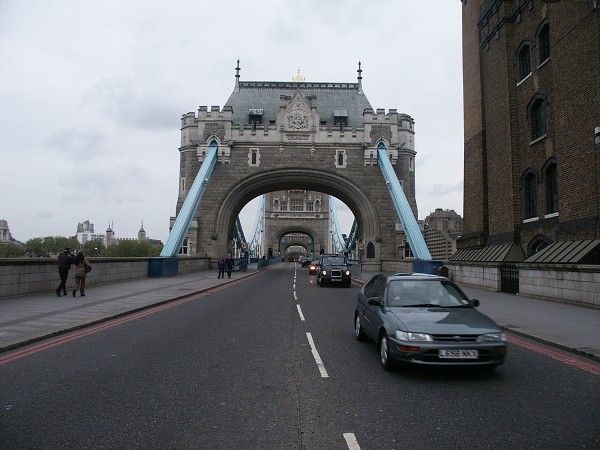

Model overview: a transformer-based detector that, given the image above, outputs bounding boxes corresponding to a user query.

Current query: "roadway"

[1,263,599,449]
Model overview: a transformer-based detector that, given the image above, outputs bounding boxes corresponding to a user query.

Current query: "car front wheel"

[380,333,393,370]
[354,315,368,342]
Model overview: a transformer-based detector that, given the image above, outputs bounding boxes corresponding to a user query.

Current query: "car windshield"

[386,280,471,307]
[322,256,346,265]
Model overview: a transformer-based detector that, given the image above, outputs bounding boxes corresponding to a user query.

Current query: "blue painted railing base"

[148,257,179,277]
[412,259,445,276]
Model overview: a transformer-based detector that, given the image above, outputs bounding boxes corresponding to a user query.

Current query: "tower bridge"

[157,62,438,275]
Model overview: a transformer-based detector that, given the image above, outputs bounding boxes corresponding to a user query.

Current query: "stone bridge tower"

[171,62,419,272]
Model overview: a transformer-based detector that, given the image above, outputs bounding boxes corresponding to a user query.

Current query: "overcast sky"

[0,0,464,244]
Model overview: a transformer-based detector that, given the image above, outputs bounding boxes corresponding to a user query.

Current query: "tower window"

[523,171,538,219]
[545,163,558,214]
[290,198,304,211]
[528,95,547,141]
[517,42,531,82]
[333,109,348,130]
[538,22,550,64]
[335,149,347,168]
[249,148,260,166]
[248,108,263,130]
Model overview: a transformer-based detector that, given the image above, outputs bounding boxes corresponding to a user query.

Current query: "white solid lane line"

[306,332,329,378]
[343,433,361,449]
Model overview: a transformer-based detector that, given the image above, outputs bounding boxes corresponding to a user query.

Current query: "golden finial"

[292,68,305,82]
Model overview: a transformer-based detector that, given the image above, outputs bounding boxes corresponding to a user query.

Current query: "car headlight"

[477,332,506,342]
[345,270,351,276]
[395,331,433,342]
[321,270,327,275]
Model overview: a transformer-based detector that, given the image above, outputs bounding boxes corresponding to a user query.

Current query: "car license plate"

[439,349,479,359]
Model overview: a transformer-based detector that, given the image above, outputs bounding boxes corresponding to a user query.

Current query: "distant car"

[354,273,507,370]
[317,253,352,287]
[308,259,320,275]
[299,256,311,267]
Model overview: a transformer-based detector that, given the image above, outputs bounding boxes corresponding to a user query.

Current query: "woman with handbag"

[72,251,92,297]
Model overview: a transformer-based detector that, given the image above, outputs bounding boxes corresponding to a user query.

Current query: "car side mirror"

[368,297,383,307]
[470,299,480,307]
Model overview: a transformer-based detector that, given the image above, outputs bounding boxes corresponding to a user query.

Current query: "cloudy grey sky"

[0,0,463,244]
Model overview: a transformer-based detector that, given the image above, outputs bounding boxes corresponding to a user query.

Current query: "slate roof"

[224,80,373,128]
[522,240,600,264]
[450,240,600,265]
[449,244,525,263]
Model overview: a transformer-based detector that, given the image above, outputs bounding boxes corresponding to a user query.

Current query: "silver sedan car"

[354,273,507,370]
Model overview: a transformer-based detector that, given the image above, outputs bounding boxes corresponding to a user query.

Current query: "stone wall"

[448,262,600,308]
[447,262,501,291]
[0,257,210,298]
[518,265,600,308]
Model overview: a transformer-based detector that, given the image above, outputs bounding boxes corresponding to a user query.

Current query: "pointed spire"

[235,59,240,91]
[357,61,363,93]
[138,221,147,240]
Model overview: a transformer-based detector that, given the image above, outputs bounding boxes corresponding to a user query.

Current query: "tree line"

[0,237,163,258]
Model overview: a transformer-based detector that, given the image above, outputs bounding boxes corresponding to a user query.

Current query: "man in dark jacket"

[225,253,235,279]
[55,248,74,296]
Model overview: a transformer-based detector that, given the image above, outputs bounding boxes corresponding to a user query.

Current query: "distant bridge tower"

[264,190,330,259]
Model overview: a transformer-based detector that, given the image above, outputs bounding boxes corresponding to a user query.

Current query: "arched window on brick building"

[522,169,538,220]
[516,41,531,83]
[542,158,558,215]
[537,21,551,65]
[528,94,548,142]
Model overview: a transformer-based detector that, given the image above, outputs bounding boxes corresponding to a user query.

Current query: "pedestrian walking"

[72,251,92,297]
[225,253,235,279]
[217,255,226,279]
[239,251,248,272]
[55,248,74,296]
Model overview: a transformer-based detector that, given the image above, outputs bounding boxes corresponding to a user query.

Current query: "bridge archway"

[215,168,380,258]
[275,225,318,259]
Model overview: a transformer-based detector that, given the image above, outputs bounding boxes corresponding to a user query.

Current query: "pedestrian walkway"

[1,264,599,363]
[0,265,261,353]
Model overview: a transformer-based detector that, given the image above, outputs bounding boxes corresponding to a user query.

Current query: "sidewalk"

[0,266,261,353]
[1,264,599,363]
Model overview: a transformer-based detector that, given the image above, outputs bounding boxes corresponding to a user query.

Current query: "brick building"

[459,0,600,260]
